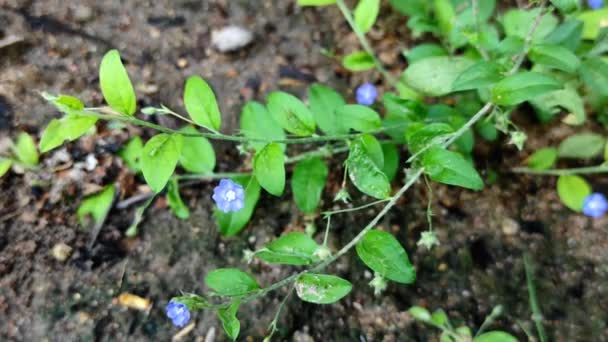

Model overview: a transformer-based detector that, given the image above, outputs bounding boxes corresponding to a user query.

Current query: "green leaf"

[433,0,455,35]
[205,268,260,297]
[576,8,608,40]
[558,133,605,159]
[356,229,416,283]
[544,19,583,52]
[409,306,432,321]
[527,148,558,170]
[402,56,474,96]
[184,76,222,131]
[292,158,328,213]
[335,105,382,133]
[308,84,345,134]
[359,134,384,169]
[179,126,216,173]
[77,185,115,227]
[530,85,585,125]
[240,101,285,151]
[354,0,380,33]
[266,92,316,136]
[452,61,503,91]
[473,331,518,342]
[491,72,561,106]
[172,294,212,310]
[13,132,38,167]
[422,147,483,190]
[550,0,580,14]
[295,274,352,304]
[404,43,447,64]
[215,176,261,236]
[342,51,375,71]
[0,158,13,178]
[381,143,400,182]
[256,232,320,265]
[253,143,285,196]
[141,133,183,193]
[297,0,336,5]
[167,178,190,219]
[502,9,558,42]
[218,301,240,341]
[388,0,429,16]
[579,57,608,98]
[118,136,143,172]
[431,309,449,326]
[99,49,136,115]
[529,44,580,73]
[347,139,391,199]
[406,123,454,154]
[557,175,591,211]
[39,113,97,153]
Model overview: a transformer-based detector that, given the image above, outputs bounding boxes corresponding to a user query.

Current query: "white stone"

[211,26,253,52]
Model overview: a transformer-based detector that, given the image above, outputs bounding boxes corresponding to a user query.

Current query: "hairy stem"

[508,0,547,74]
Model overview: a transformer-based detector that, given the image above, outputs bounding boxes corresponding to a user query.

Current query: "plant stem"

[442,102,494,147]
[471,0,489,60]
[322,198,390,216]
[508,0,547,74]
[335,0,398,87]
[512,164,608,176]
[524,253,547,342]
[176,172,250,181]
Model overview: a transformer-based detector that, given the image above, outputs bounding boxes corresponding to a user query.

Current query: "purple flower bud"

[582,193,608,218]
[166,301,190,327]
[588,0,604,9]
[356,83,377,106]
[212,179,245,213]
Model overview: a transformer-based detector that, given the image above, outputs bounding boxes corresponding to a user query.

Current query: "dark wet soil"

[1,1,607,341]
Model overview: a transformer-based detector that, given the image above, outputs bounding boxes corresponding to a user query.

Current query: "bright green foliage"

[295,274,352,304]
[0,158,11,178]
[530,86,585,125]
[354,0,380,33]
[433,0,455,36]
[527,148,558,170]
[356,230,416,283]
[218,301,240,341]
[99,49,136,115]
[381,143,400,181]
[402,56,474,96]
[406,122,453,154]
[557,175,591,211]
[422,147,483,190]
[255,232,319,265]
[342,51,375,71]
[409,306,432,321]
[13,132,39,167]
[179,126,216,174]
[119,136,143,172]
[452,61,504,92]
[359,134,384,169]
[184,76,222,131]
[558,133,605,159]
[491,72,561,106]
[167,179,190,219]
[529,44,580,73]
[39,113,97,153]
[335,105,382,133]
[77,185,115,227]
[205,268,260,297]
[473,331,518,342]
[502,9,558,42]
[214,176,261,236]
[240,101,285,151]
[253,143,285,196]
[292,158,328,213]
[308,84,345,134]
[347,138,391,199]
[577,8,608,39]
[141,133,183,193]
[405,44,447,64]
[266,92,316,136]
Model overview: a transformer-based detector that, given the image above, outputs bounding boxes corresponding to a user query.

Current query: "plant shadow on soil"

[1,0,607,341]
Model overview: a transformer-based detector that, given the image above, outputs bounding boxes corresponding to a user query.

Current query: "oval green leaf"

[356,229,416,283]
[99,49,136,115]
[354,0,380,33]
[526,148,557,170]
[218,301,240,341]
[253,142,285,196]
[342,51,375,71]
[557,175,591,212]
[529,43,581,73]
[39,113,98,153]
[473,331,518,342]
[308,84,345,134]
[0,158,12,178]
[335,105,382,133]
[184,76,222,131]
[240,101,285,151]
[292,157,328,213]
[205,268,260,297]
[402,56,474,96]
[13,132,38,167]
[491,72,562,106]
[256,232,320,265]
[452,61,503,91]
[558,133,605,159]
[347,139,391,199]
[141,133,183,193]
[295,274,352,304]
[266,92,316,136]
[179,126,216,173]
[422,147,483,190]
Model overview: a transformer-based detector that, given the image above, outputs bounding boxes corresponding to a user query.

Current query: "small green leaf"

[39,114,97,153]
[184,76,222,131]
[141,133,183,193]
[215,176,261,236]
[406,123,453,154]
[266,92,316,136]
[308,84,345,134]
[172,294,212,310]
[253,143,285,196]
[550,0,580,14]
[544,19,583,52]
[218,301,240,341]
[99,50,136,115]
[502,9,558,41]
[292,158,328,213]
[167,178,190,219]
[405,44,447,64]
[409,306,432,321]
[335,105,382,134]
[295,274,352,304]
[402,56,474,96]
[473,331,518,342]
[491,72,561,106]
[359,134,384,169]
[297,0,336,5]
[77,185,115,227]
[342,51,375,71]
[431,309,449,326]
[558,133,605,159]
[433,0,456,35]
[422,147,483,190]
[530,85,585,125]
[579,57,608,98]
[356,230,416,283]
[240,101,285,151]
[347,139,391,199]
[381,143,400,182]
[577,8,608,40]
[527,148,558,170]
[205,268,260,297]
[13,132,39,167]
[557,175,591,211]
[179,126,216,174]
[452,61,503,91]
[118,136,144,172]
[55,95,84,111]
[0,158,13,178]
[354,0,380,33]
[256,232,319,265]
[529,44,580,73]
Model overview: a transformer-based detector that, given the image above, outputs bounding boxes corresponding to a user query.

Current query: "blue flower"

[582,193,608,218]
[213,179,245,212]
[356,83,377,106]
[588,0,604,9]
[166,301,190,327]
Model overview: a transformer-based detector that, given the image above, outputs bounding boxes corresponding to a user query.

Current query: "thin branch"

[508,0,548,75]
[524,253,547,342]
[512,164,608,176]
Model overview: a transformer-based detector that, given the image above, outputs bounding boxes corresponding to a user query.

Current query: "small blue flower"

[166,301,190,327]
[213,179,245,212]
[582,193,608,218]
[588,0,604,9]
[356,83,377,106]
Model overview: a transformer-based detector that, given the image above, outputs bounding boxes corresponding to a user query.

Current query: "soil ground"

[1,1,607,341]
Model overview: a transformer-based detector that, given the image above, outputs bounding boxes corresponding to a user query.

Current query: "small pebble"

[501,218,520,235]
[211,26,253,52]
[51,242,72,262]
[73,5,93,22]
